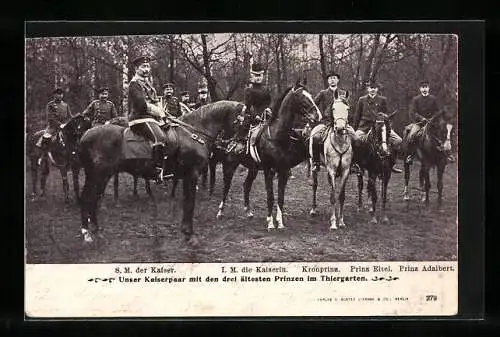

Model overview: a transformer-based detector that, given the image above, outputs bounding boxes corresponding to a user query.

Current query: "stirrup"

[405,154,414,165]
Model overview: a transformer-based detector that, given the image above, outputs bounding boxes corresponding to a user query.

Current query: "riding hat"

[198,86,208,94]
[250,62,265,75]
[326,71,341,80]
[162,82,175,89]
[366,80,380,88]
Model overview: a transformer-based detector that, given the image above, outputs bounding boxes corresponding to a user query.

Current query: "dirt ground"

[25,160,458,264]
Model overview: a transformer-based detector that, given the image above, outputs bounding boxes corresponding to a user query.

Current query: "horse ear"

[294,78,301,89]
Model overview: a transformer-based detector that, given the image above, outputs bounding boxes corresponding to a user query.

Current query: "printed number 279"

[426,295,438,301]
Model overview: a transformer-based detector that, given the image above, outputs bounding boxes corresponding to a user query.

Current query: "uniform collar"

[328,86,337,92]
[368,94,377,99]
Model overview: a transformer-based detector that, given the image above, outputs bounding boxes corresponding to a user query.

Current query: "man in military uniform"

[193,84,210,109]
[243,62,272,129]
[160,82,181,118]
[404,80,455,163]
[179,91,192,115]
[82,86,118,127]
[128,56,171,183]
[310,72,357,172]
[36,87,73,149]
[353,80,402,173]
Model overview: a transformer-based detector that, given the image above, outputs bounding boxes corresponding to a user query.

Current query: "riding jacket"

[353,94,389,133]
[314,87,350,124]
[409,94,439,123]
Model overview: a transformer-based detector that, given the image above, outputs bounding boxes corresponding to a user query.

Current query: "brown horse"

[214,81,322,229]
[353,111,397,224]
[77,100,246,245]
[27,114,92,203]
[403,111,455,205]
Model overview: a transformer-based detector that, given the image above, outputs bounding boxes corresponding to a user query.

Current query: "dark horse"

[353,111,397,224]
[27,114,92,202]
[403,111,455,205]
[77,100,246,244]
[214,80,322,229]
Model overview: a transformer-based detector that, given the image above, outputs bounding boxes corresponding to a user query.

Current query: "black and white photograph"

[24,22,469,317]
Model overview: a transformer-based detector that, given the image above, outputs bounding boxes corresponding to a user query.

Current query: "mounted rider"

[127,55,171,184]
[179,90,193,115]
[403,79,456,164]
[310,71,358,172]
[160,82,182,118]
[243,61,272,130]
[352,80,402,173]
[193,82,210,109]
[82,86,118,127]
[35,87,73,150]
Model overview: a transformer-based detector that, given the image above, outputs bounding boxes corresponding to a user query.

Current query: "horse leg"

[72,167,80,203]
[367,172,378,224]
[201,163,208,189]
[80,170,107,243]
[132,174,139,198]
[403,160,411,201]
[326,165,338,230]
[436,162,446,206]
[216,160,237,219]
[337,162,350,228]
[357,170,364,212]
[381,172,391,224]
[423,165,431,205]
[276,169,290,229]
[170,178,178,198]
[30,157,38,200]
[181,170,199,246]
[113,173,119,202]
[263,168,275,230]
[419,164,426,203]
[309,169,319,217]
[144,177,153,200]
[40,158,49,197]
[243,167,258,218]
[208,156,217,195]
[60,167,70,203]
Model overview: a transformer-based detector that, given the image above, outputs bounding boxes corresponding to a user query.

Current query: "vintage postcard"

[25,22,463,318]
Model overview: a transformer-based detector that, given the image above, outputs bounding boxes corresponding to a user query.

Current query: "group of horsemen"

[36,55,456,184]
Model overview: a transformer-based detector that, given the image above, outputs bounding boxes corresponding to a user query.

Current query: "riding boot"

[311,141,321,172]
[152,144,166,184]
[391,147,403,173]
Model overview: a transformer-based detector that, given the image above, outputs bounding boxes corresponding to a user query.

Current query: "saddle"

[121,126,179,160]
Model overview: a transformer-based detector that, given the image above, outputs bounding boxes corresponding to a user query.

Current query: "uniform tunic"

[409,94,440,122]
[82,99,117,126]
[243,84,272,125]
[46,99,72,130]
[161,96,181,118]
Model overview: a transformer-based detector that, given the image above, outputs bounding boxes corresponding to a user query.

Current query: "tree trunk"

[201,34,221,101]
[168,35,175,82]
[319,34,327,88]
[275,35,282,93]
[361,34,380,90]
[279,35,287,87]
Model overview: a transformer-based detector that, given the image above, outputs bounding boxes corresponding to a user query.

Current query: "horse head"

[287,81,322,125]
[371,110,397,157]
[61,114,92,159]
[427,108,455,152]
[332,99,350,135]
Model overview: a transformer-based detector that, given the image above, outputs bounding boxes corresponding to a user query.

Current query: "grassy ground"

[25,160,458,263]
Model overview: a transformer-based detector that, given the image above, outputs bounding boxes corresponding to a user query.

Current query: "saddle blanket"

[122,128,153,160]
[246,124,264,164]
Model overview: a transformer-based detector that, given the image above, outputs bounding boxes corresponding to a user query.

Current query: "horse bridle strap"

[164,115,215,142]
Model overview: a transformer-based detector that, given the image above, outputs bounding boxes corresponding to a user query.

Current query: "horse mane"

[268,86,294,123]
[180,100,236,126]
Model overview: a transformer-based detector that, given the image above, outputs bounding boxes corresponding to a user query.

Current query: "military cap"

[326,71,341,80]
[180,91,189,96]
[52,87,64,95]
[250,62,266,74]
[97,86,110,94]
[198,86,208,94]
[131,55,151,68]
[419,79,430,87]
[162,82,175,89]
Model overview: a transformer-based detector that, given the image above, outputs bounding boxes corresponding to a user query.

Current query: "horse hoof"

[309,209,317,217]
[382,216,390,224]
[246,211,254,218]
[370,217,378,225]
[216,211,223,220]
[338,221,346,228]
[277,224,285,230]
[188,236,200,247]
[329,225,338,230]
[83,233,94,243]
